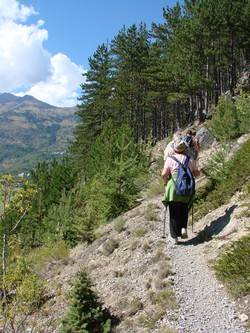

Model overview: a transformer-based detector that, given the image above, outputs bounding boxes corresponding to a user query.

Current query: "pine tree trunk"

[175,102,181,129]
[230,32,236,94]
[205,59,209,116]
[2,233,7,301]
[197,92,204,122]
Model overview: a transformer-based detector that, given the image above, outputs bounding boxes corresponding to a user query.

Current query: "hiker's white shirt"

[162,153,198,179]
[164,140,175,161]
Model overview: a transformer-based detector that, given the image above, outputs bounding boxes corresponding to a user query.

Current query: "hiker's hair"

[186,129,196,136]
[173,130,182,140]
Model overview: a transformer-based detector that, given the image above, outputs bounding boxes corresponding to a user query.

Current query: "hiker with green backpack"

[161,138,200,244]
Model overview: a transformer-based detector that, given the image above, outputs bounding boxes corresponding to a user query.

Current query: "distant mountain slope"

[0,93,77,174]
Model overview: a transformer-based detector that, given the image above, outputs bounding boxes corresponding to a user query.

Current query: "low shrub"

[207,93,250,142]
[137,308,166,329]
[151,250,164,264]
[1,258,46,330]
[61,271,117,333]
[194,139,250,221]
[214,233,250,297]
[27,241,69,272]
[118,297,143,317]
[134,227,147,237]
[236,92,250,134]
[207,96,239,141]
[113,218,127,233]
[149,289,176,309]
[102,238,119,256]
[158,265,173,279]
[144,203,159,221]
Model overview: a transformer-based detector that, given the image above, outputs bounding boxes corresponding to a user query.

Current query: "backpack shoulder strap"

[170,155,187,169]
[184,156,190,168]
[170,155,181,165]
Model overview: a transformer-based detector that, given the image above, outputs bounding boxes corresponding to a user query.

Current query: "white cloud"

[0,19,51,91]
[0,0,84,107]
[19,53,84,107]
[0,0,37,22]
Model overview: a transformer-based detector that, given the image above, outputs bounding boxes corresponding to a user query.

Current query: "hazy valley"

[0,93,76,174]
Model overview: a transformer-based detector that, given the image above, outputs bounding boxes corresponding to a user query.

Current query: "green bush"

[214,234,250,297]
[1,258,46,321]
[72,177,114,243]
[42,190,76,245]
[207,96,240,141]
[27,241,69,272]
[61,271,116,333]
[208,93,250,142]
[195,139,250,220]
[236,92,250,134]
[202,146,228,184]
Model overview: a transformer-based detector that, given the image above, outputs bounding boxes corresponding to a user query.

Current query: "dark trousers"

[169,202,189,238]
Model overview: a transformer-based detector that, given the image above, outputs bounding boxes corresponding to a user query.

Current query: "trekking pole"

[192,204,194,233]
[162,207,167,238]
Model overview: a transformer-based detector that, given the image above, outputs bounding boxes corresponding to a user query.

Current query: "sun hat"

[173,138,187,153]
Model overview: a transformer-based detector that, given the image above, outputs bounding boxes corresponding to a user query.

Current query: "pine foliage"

[207,96,240,141]
[61,271,114,333]
[208,93,250,142]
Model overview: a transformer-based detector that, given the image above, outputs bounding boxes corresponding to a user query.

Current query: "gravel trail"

[162,209,247,333]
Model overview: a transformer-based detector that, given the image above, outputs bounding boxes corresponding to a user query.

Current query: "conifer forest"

[0,0,250,330]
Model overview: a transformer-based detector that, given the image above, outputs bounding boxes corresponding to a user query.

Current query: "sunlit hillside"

[0,93,76,174]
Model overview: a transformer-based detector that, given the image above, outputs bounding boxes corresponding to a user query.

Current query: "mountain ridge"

[0,93,77,174]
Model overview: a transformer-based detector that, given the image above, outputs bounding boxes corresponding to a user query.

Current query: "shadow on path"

[178,205,238,246]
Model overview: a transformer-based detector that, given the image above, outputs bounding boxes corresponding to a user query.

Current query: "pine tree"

[111,24,150,140]
[61,271,113,333]
[71,44,114,170]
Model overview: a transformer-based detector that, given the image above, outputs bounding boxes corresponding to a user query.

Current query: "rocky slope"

[26,130,250,332]
[0,93,76,174]
[168,191,249,333]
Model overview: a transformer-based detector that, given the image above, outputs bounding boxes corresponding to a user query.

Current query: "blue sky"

[21,0,179,68]
[0,0,180,106]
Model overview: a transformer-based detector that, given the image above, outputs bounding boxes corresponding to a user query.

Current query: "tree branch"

[10,209,28,233]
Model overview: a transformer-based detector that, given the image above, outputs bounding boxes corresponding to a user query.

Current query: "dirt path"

[162,208,247,333]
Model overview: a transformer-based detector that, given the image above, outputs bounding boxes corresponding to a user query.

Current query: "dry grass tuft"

[144,203,160,221]
[102,238,119,256]
[114,217,127,233]
[149,289,176,309]
[130,240,140,251]
[146,177,164,199]
[134,227,147,237]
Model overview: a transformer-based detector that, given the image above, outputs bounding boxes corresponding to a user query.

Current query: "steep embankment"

[30,132,249,333]
[33,197,177,332]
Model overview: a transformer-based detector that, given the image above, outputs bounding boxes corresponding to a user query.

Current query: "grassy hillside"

[0,93,76,174]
